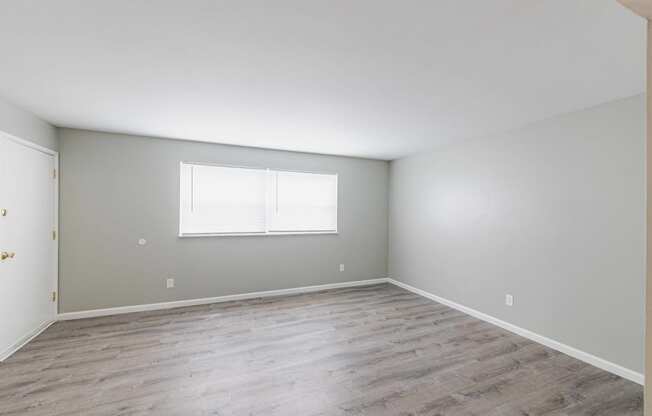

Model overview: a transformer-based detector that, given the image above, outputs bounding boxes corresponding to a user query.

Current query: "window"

[179,162,338,236]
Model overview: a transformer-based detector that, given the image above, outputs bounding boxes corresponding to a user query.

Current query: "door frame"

[0,129,59,315]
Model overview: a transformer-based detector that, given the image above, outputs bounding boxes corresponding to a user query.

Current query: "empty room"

[1,1,651,415]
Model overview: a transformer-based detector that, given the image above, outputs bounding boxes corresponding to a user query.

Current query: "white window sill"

[178,231,339,238]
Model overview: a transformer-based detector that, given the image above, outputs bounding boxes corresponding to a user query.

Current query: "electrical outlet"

[166,278,175,289]
[505,294,514,307]
[339,264,345,272]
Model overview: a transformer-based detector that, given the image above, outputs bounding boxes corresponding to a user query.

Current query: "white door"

[0,133,57,360]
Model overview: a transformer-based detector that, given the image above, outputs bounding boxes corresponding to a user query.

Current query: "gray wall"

[0,97,57,151]
[59,129,389,312]
[388,94,646,373]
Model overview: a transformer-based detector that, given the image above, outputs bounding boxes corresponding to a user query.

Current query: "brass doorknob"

[0,252,15,260]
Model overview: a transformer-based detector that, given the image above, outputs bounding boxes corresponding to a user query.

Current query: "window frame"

[178,161,339,237]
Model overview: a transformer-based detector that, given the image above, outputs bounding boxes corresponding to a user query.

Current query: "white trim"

[0,320,55,362]
[0,129,58,156]
[179,231,339,238]
[53,152,59,316]
[58,278,390,320]
[50,276,646,385]
[180,160,339,176]
[386,279,644,385]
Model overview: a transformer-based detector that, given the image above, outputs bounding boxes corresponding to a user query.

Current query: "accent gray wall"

[58,129,388,313]
[388,94,646,374]
[0,97,57,151]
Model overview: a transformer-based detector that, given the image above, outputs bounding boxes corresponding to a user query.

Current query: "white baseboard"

[58,278,390,321]
[387,278,644,385]
[53,276,645,385]
[0,319,56,362]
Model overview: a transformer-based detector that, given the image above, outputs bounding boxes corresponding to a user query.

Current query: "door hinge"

[52,230,57,240]
[53,169,57,179]
[52,291,57,302]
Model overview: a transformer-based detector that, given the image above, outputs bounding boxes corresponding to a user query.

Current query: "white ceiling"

[0,1,645,160]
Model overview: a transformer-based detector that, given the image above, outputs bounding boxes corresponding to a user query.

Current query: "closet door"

[0,133,57,360]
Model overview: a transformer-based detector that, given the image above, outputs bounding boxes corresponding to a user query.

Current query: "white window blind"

[180,164,267,234]
[179,163,338,236]
[268,171,338,232]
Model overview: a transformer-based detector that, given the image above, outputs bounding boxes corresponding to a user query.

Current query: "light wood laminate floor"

[0,284,643,415]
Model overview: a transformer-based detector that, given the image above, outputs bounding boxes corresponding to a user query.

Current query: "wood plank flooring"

[0,283,643,415]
